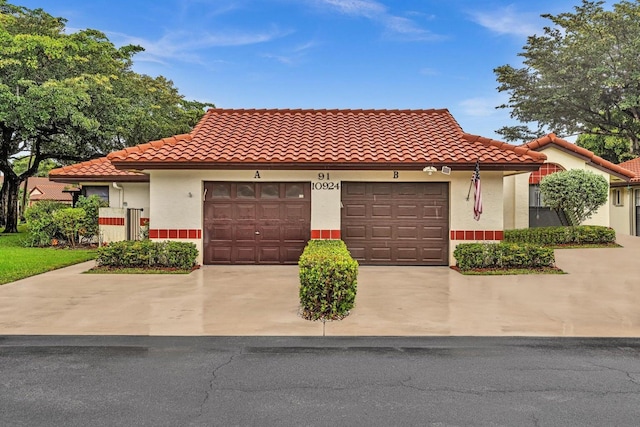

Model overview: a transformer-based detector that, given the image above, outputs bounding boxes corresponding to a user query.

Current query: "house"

[610,157,640,236]
[51,108,554,266]
[25,177,77,206]
[503,133,635,230]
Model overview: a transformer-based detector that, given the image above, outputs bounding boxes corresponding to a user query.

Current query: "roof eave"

[110,160,545,172]
[49,175,150,184]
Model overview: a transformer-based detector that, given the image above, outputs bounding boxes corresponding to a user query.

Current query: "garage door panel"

[345,204,366,218]
[397,226,419,239]
[259,226,281,242]
[283,204,308,221]
[348,247,366,260]
[422,248,445,262]
[397,204,419,218]
[397,183,420,196]
[211,225,233,241]
[342,182,449,266]
[210,204,233,220]
[345,182,366,196]
[235,203,256,220]
[423,226,446,240]
[259,204,281,220]
[209,247,232,264]
[424,185,447,196]
[234,225,256,242]
[283,226,307,242]
[397,247,419,261]
[233,246,257,263]
[344,225,366,239]
[372,183,393,196]
[423,205,445,219]
[372,204,392,217]
[372,226,392,238]
[204,182,310,265]
[370,247,392,262]
[258,247,281,263]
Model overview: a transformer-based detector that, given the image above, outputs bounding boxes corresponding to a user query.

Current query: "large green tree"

[576,133,636,163]
[494,0,640,156]
[0,2,210,233]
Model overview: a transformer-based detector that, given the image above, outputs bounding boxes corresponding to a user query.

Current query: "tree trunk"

[2,174,20,233]
[0,181,6,228]
[630,134,640,156]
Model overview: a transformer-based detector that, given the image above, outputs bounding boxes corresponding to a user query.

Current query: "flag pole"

[466,158,479,201]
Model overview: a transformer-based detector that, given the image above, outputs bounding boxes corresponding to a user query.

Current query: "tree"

[0,1,211,232]
[11,157,58,176]
[576,133,636,164]
[539,169,609,225]
[494,0,640,155]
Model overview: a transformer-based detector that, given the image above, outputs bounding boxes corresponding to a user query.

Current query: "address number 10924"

[313,173,340,190]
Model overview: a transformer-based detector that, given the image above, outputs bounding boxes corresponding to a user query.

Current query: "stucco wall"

[146,168,505,265]
[503,173,530,230]
[609,186,635,236]
[98,207,126,243]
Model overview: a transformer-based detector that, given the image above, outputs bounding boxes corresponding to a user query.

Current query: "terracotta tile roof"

[618,157,640,182]
[107,109,546,170]
[522,133,635,180]
[28,180,75,202]
[49,157,148,183]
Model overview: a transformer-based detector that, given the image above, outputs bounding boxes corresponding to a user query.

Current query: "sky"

[13,0,588,141]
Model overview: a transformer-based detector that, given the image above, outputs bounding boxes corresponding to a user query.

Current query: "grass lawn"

[0,226,97,285]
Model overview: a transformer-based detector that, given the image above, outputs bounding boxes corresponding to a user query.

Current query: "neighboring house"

[504,134,634,231]
[25,177,77,206]
[50,157,150,242]
[611,157,640,236]
[51,108,550,266]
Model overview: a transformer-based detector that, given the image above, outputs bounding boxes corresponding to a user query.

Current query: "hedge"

[504,225,615,246]
[453,242,555,270]
[96,240,198,270]
[299,240,358,321]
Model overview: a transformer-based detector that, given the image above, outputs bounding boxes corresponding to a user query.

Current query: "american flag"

[472,160,482,221]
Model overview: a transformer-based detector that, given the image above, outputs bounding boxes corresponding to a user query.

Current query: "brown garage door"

[203,182,310,264]
[341,182,449,265]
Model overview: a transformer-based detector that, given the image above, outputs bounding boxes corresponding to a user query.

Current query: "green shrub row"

[96,240,198,270]
[23,196,107,247]
[299,240,358,321]
[504,225,615,246]
[453,242,555,270]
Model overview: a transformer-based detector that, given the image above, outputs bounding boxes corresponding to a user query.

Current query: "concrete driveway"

[0,235,639,337]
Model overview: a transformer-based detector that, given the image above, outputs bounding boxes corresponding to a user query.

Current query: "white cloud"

[108,26,292,64]
[314,0,441,41]
[261,39,319,65]
[469,5,541,38]
[319,0,385,17]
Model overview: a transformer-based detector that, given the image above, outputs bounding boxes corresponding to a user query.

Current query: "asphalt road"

[1,336,639,426]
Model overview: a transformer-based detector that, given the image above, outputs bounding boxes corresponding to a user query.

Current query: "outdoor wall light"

[422,166,437,175]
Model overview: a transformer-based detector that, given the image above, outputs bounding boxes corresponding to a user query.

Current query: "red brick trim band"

[311,229,341,239]
[98,217,125,226]
[148,229,202,239]
[450,230,504,241]
[140,218,149,226]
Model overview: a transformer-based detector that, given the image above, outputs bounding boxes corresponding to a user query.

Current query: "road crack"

[198,351,240,416]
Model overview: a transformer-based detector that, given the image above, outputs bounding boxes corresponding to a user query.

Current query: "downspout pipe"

[112,182,124,208]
